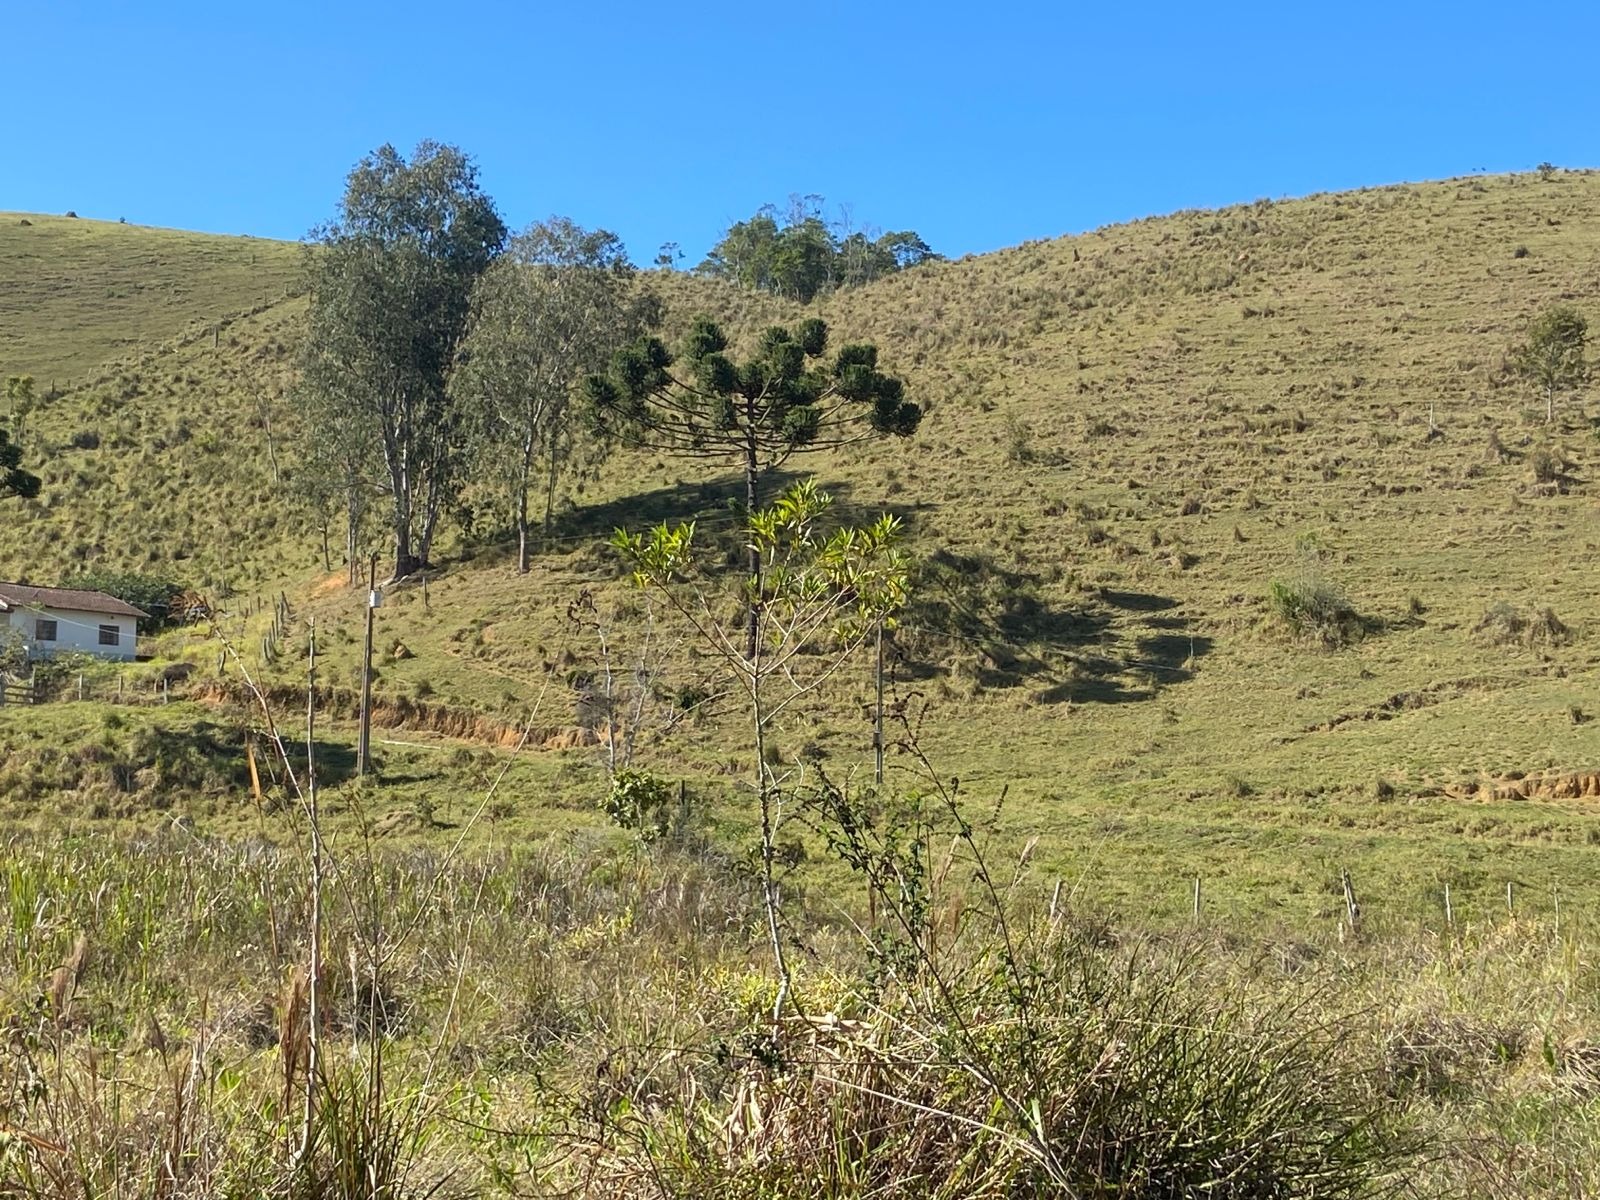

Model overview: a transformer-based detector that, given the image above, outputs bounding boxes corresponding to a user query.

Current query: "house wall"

[5,608,139,661]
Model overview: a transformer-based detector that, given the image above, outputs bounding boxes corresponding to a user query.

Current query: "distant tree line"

[694,195,940,302]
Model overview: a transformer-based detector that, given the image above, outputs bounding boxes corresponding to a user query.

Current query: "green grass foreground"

[1,825,1597,1197]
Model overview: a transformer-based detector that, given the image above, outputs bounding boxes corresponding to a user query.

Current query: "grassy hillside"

[5,173,1600,1198]
[3,171,1600,930]
[0,296,307,590]
[0,211,301,386]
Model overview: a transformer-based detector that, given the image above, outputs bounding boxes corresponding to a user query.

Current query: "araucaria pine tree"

[584,316,921,654]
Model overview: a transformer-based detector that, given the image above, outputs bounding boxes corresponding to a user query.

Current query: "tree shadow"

[274,737,359,789]
[895,554,1212,706]
[552,467,921,544]
[1100,589,1181,614]
[115,721,358,795]
[369,767,443,787]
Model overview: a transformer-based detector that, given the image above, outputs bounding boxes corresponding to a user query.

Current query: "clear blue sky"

[9,1,1598,262]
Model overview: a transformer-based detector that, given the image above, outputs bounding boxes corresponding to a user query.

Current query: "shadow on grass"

[264,734,360,790]
[556,468,921,540]
[896,553,1213,705]
[88,719,359,798]
[1100,589,1181,614]
[448,468,922,576]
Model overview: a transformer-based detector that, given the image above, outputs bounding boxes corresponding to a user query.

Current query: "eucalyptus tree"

[451,219,653,573]
[300,141,506,579]
[585,316,921,654]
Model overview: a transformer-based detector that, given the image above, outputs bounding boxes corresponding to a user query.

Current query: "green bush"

[1268,569,1363,647]
[603,769,679,843]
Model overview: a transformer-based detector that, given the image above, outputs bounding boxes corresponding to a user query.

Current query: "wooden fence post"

[1341,869,1361,931]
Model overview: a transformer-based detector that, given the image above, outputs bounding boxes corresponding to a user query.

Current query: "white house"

[0,582,148,662]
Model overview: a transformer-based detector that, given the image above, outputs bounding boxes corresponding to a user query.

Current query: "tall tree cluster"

[450,220,657,573]
[299,141,507,580]
[297,148,923,589]
[697,195,939,302]
[299,144,652,580]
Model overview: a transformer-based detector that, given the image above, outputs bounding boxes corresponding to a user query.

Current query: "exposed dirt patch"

[1440,771,1600,802]
[1304,676,1508,734]
[190,680,595,752]
[543,726,601,751]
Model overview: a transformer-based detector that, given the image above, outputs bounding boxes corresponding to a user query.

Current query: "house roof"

[0,582,149,619]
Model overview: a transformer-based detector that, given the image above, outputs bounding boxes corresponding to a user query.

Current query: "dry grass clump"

[1527,442,1571,487]
[1382,1012,1526,1101]
[581,933,1412,1200]
[1474,602,1571,649]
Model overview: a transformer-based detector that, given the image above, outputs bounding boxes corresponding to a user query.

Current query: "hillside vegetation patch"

[1474,601,1572,650]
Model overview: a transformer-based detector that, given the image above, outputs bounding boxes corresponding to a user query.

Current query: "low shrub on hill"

[1528,442,1571,487]
[1269,568,1364,648]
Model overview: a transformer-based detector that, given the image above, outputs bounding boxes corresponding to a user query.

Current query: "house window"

[98,624,120,647]
[34,619,57,642]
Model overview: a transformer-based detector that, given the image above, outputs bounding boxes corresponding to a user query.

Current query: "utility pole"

[358,553,378,777]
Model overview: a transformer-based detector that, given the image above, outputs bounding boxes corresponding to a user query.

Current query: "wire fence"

[1,663,198,707]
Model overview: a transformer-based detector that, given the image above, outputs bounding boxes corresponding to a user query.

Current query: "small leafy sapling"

[612,478,910,1017]
[1513,303,1588,426]
[5,375,37,441]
